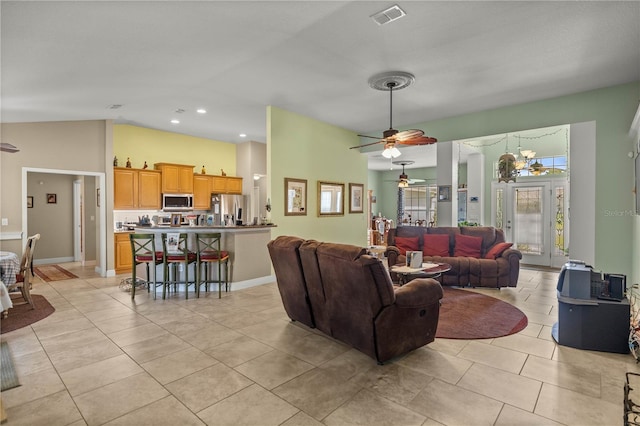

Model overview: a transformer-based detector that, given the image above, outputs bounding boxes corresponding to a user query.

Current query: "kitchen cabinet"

[154,163,194,194]
[193,174,212,209]
[226,177,243,194]
[114,232,133,274]
[114,168,161,210]
[211,175,243,195]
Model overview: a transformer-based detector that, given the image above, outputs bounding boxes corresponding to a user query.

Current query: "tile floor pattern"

[1,262,638,425]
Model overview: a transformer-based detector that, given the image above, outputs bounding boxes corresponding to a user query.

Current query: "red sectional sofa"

[385,226,522,288]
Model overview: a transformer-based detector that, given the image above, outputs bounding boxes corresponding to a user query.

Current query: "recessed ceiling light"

[239,133,247,138]
[171,119,180,124]
[196,108,207,114]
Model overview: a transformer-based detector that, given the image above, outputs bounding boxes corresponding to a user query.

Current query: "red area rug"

[436,287,528,339]
[1,294,55,334]
[34,264,78,282]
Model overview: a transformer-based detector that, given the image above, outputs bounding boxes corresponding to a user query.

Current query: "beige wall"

[0,120,108,266]
[26,172,75,261]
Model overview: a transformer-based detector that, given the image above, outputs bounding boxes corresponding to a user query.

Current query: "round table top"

[391,262,451,276]
[0,251,19,260]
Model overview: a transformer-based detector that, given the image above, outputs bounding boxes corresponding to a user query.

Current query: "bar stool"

[195,232,229,298]
[161,233,197,299]
[129,233,162,299]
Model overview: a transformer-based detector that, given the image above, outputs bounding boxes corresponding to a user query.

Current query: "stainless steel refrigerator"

[210,194,249,226]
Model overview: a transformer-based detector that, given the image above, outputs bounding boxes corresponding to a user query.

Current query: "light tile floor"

[1,262,638,425]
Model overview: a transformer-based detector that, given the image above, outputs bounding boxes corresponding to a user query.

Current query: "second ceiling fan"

[350,71,437,158]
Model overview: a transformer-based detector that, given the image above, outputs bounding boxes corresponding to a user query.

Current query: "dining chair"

[9,233,40,309]
[195,232,229,298]
[129,233,163,299]
[161,233,196,299]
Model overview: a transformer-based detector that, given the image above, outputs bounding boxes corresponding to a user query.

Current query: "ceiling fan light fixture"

[398,179,409,188]
[382,143,401,158]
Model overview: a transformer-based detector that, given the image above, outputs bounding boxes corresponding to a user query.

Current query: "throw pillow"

[484,242,513,259]
[394,236,420,256]
[423,234,450,256]
[454,234,483,258]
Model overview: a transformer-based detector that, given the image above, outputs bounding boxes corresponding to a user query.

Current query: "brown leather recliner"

[268,236,443,364]
[266,236,315,328]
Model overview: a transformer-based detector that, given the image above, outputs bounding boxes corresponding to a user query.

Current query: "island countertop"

[132,224,275,289]
[133,224,276,233]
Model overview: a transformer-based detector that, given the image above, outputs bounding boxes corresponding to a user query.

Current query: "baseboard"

[230,275,276,291]
[33,257,74,265]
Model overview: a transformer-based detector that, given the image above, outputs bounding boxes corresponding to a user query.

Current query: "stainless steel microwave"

[162,193,193,211]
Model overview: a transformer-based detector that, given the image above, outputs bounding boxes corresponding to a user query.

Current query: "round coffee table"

[391,262,451,286]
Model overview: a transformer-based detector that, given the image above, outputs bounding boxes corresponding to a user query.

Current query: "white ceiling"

[2,1,639,170]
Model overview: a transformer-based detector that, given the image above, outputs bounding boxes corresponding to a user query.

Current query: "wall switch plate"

[1,218,8,226]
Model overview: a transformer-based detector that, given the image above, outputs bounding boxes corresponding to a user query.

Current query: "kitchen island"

[133,224,276,291]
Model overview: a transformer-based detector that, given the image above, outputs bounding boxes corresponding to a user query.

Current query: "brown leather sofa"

[267,236,443,364]
[385,226,522,288]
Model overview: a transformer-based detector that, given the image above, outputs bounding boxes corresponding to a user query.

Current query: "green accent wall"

[267,106,369,246]
[369,82,639,282]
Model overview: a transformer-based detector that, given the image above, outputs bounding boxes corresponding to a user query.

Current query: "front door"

[492,180,569,267]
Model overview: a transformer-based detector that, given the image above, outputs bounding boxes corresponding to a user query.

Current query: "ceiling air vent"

[371,4,406,26]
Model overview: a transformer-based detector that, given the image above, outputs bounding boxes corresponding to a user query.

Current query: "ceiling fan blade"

[357,134,385,140]
[0,142,19,153]
[394,129,424,141]
[397,136,438,146]
[408,178,426,183]
[349,139,385,149]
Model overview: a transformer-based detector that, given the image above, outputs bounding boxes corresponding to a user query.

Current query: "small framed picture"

[27,196,34,208]
[349,183,364,213]
[285,177,307,216]
[438,185,451,202]
[47,193,57,204]
[170,213,182,227]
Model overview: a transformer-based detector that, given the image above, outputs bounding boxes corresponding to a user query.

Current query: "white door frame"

[492,178,568,267]
[22,167,106,276]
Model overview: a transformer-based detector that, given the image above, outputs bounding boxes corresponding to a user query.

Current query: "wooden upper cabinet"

[154,163,194,193]
[226,177,243,194]
[114,168,138,209]
[193,175,212,210]
[211,175,243,194]
[137,170,161,209]
[114,168,161,210]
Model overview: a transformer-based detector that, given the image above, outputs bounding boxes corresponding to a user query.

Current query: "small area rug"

[436,287,528,339]
[1,294,55,334]
[0,341,20,390]
[34,264,78,282]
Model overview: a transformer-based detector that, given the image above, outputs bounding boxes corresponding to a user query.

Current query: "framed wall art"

[318,181,344,216]
[285,178,307,216]
[438,185,451,202]
[27,196,34,208]
[349,183,364,213]
[47,193,57,204]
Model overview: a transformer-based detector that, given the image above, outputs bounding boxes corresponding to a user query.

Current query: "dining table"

[0,251,20,287]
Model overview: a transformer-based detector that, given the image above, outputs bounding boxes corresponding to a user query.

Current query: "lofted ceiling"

[2,1,639,170]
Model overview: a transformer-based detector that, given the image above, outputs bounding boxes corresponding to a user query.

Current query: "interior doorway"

[492,179,569,268]
[22,167,106,276]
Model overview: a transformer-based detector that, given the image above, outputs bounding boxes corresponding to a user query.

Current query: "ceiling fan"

[391,160,425,187]
[0,142,20,153]
[350,71,437,158]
